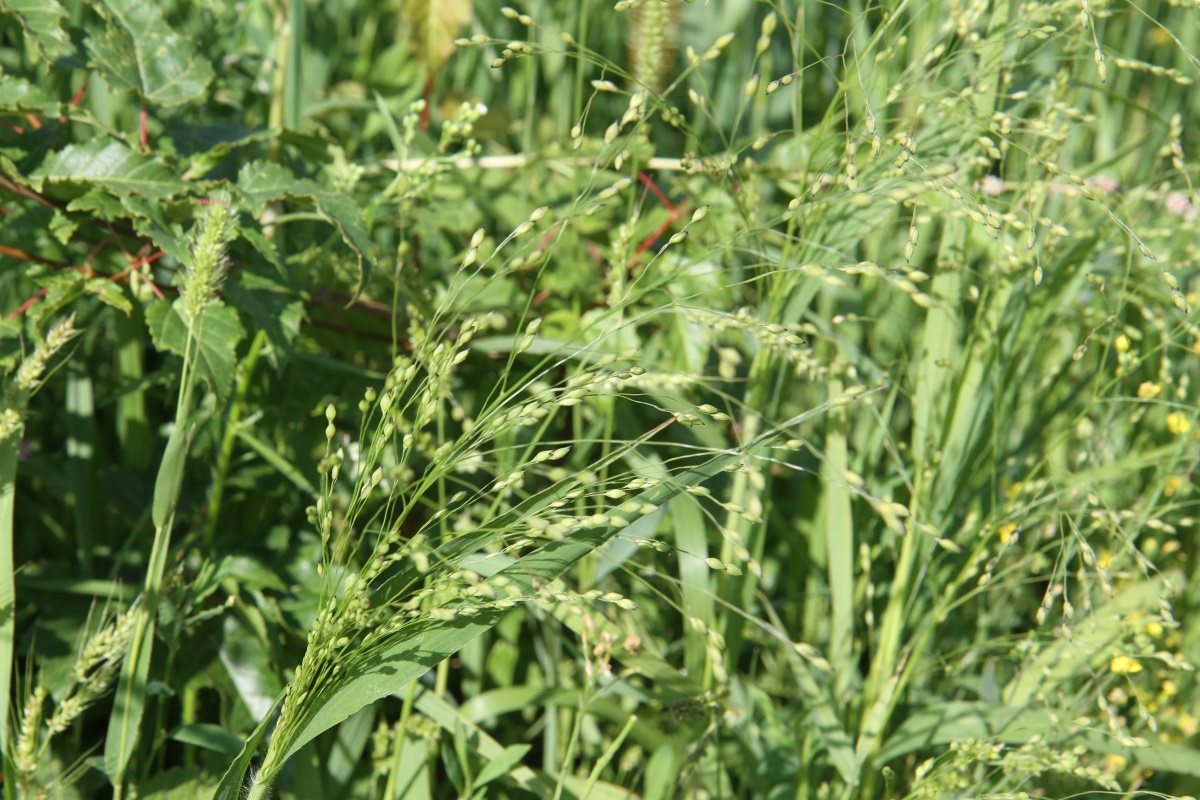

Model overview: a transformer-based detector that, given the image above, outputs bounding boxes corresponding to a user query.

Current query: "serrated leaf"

[86,277,133,315]
[236,160,374,302]
[0,74,56,114]
[176,125,273,181]
[224,273,302,369]
[0,0,73,61]
[66,191,189,264]
[145,299,245,398]
[49,210,77,245]
[23,270,95,327]
[33,141,188,202]
[122,194,189,263]
[400,0,472,75]
[240,227,284,275]
[83,0,214,108]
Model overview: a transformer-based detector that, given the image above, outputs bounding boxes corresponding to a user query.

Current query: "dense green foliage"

[2,1,1199,798]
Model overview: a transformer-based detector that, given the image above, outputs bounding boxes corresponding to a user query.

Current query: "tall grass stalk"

[105,194,238,796]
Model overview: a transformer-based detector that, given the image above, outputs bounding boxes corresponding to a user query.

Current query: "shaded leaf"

[145,299,245,398]
[236,160,375,302]
[212,699,282,800]
[170,723,243,755]
[138,766,215,800]
[122,194,190,263]
[224,272,303,369]
[235,429,317,499]
[401,0,472,75]
[83,0,214,107]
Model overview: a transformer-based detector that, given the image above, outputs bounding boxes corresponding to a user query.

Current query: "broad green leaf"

[0,0,73,61]
[240,227,285,276]
[170,124,271,180]
[122,195,190,263]
[236,160,375,302]
[145,299,246,399]
[400,0,472,75]
[49,209,78,244]
[32,141,188,202]
[87,276,134,315]
[224,272,303,369]
[0,74,56,113]
[83,0,214,107]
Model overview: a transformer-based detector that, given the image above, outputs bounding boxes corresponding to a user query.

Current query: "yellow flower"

[1144,621,1164,638]
[1166,411,1191,436]
[1137,382,1162,399]
[1164,474,1186,498]
[1110,654,1143,674]
[1115,334,1130,353]
[997,523,1017,544]
[1097,549,1114,569]
[1161,679,1178,697]
[1102,753,1128,773]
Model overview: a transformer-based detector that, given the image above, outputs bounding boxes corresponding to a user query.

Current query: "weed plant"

[0,1,1198,799]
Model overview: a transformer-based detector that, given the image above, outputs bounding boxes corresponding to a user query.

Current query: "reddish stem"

[637,171,677,212]
[420,75,433,133]
[7,288,48,319]
[0,243,74,269]
[60,82,88,123]
[634,172,689,255]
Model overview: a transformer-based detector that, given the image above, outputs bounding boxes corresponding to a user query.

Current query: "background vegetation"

[2,0,1199,798]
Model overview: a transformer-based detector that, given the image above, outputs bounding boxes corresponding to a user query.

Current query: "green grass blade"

[105,342,197,795]
[0,432,18,755]
[66,358,98,573]
[249,442,760,787]
[822,376,855,692]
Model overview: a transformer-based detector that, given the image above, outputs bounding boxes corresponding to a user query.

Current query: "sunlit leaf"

[83,0,214,107]
[400,0,472,75]
[32,141,188,202]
